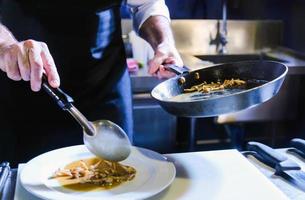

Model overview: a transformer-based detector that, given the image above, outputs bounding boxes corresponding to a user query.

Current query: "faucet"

[210,0,228,54]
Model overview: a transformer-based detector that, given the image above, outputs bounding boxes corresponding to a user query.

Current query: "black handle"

[164,64,189,75]
[289,138,305,159]
[247,142,287,166]
[41,74,74,110]
[0,162,10,194]
[290,138,305,154]
[243,151,278,168]
[247,141,301,171]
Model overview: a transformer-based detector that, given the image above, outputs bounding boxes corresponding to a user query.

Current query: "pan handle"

[164,64,189,75]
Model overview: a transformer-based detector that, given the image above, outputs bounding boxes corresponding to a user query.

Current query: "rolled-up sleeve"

[127,0,170,32]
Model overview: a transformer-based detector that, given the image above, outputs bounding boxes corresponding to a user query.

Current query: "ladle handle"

[42,75,74,110]
[41,75,95,136]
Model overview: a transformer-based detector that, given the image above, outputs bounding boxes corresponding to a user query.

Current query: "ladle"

[41,75,131,162]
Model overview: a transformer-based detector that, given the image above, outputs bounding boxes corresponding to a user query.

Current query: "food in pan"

[51,157,136,191]
[184,78,246,93]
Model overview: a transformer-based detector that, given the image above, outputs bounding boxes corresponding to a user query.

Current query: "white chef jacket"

[126,0,171,32]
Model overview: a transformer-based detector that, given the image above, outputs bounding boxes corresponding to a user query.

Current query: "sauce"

[54,157,136,191]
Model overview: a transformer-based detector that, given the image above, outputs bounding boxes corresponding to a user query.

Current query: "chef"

[0,0,183,165]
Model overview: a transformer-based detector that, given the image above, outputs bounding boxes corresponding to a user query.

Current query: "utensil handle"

[247,142,301,171]
[41,75,95,136]
[0,162,10,194]
[247,141,287,165]
[289,138,305,159]
[164,64,189,75]
[67,105,96,136]
[243,151,278,168]
[291,138,305,154]
[41,74,74,110]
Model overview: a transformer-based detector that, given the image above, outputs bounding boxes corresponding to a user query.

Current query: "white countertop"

[148,149,288,200]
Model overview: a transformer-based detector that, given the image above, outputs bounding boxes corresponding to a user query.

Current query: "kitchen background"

[121,0,305,153]
[0,0,305,158]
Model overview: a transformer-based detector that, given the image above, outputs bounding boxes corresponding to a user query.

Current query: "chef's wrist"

[155,42,183,67]
[155,41,176,54]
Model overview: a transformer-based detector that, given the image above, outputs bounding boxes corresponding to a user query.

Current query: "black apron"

[0,0,133,166]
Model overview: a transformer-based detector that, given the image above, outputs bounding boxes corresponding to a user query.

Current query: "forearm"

[139,15,175,51]
[0,24,17,47]
[128,0,182,78]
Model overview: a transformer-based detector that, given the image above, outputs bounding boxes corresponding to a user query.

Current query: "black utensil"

[41,75,131,161]
[247,141,305,192]
[288,138,305,160]
[0,162,10,194]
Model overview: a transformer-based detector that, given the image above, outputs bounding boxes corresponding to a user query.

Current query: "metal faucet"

[210,0,228,54]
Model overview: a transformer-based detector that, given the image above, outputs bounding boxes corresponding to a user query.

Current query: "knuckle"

[4,52,16,61]
[8,44,20,54]
[44,58,52,67]
[40,42,48,49]
[25,39,34,44]
[24,39,36,48]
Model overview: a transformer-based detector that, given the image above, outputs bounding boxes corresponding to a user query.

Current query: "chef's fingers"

[156,57,176,79]
[17,43,30,81]
[27,41,44,92]
[5,44,21,81]
[40,43,60,88]
[157,65,175,79]
[148,51,167,75]
[0,48,7,72]
[164,57,176,65]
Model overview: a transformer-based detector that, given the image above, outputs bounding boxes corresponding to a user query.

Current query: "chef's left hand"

[148,43,183,79]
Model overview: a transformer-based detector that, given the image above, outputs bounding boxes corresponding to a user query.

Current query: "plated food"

[184,78,246,93]
[20,145,175,200]
[51,157,136,191]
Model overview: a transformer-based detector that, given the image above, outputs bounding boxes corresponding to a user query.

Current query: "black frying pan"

[151,61,288,117]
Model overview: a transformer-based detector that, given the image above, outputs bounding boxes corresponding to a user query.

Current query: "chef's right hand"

[0,39,60,91]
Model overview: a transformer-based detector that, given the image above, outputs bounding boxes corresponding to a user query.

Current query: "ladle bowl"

[83,120,131,162]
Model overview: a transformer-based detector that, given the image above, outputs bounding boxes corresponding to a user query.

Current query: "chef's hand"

[0,39,60,91]
[148,43,183,79]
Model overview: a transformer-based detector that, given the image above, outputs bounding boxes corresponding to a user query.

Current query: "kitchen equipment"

[151,61,288,117]
[247,141,305,192]
[19,145,175,200]
[42,76,131,162]
[0,162,10,195]
[288,138,305,159]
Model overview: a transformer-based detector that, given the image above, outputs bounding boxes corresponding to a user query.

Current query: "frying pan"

[151,61,288,117]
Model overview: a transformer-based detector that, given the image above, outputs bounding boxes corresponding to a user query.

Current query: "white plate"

[20,145,176,200]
